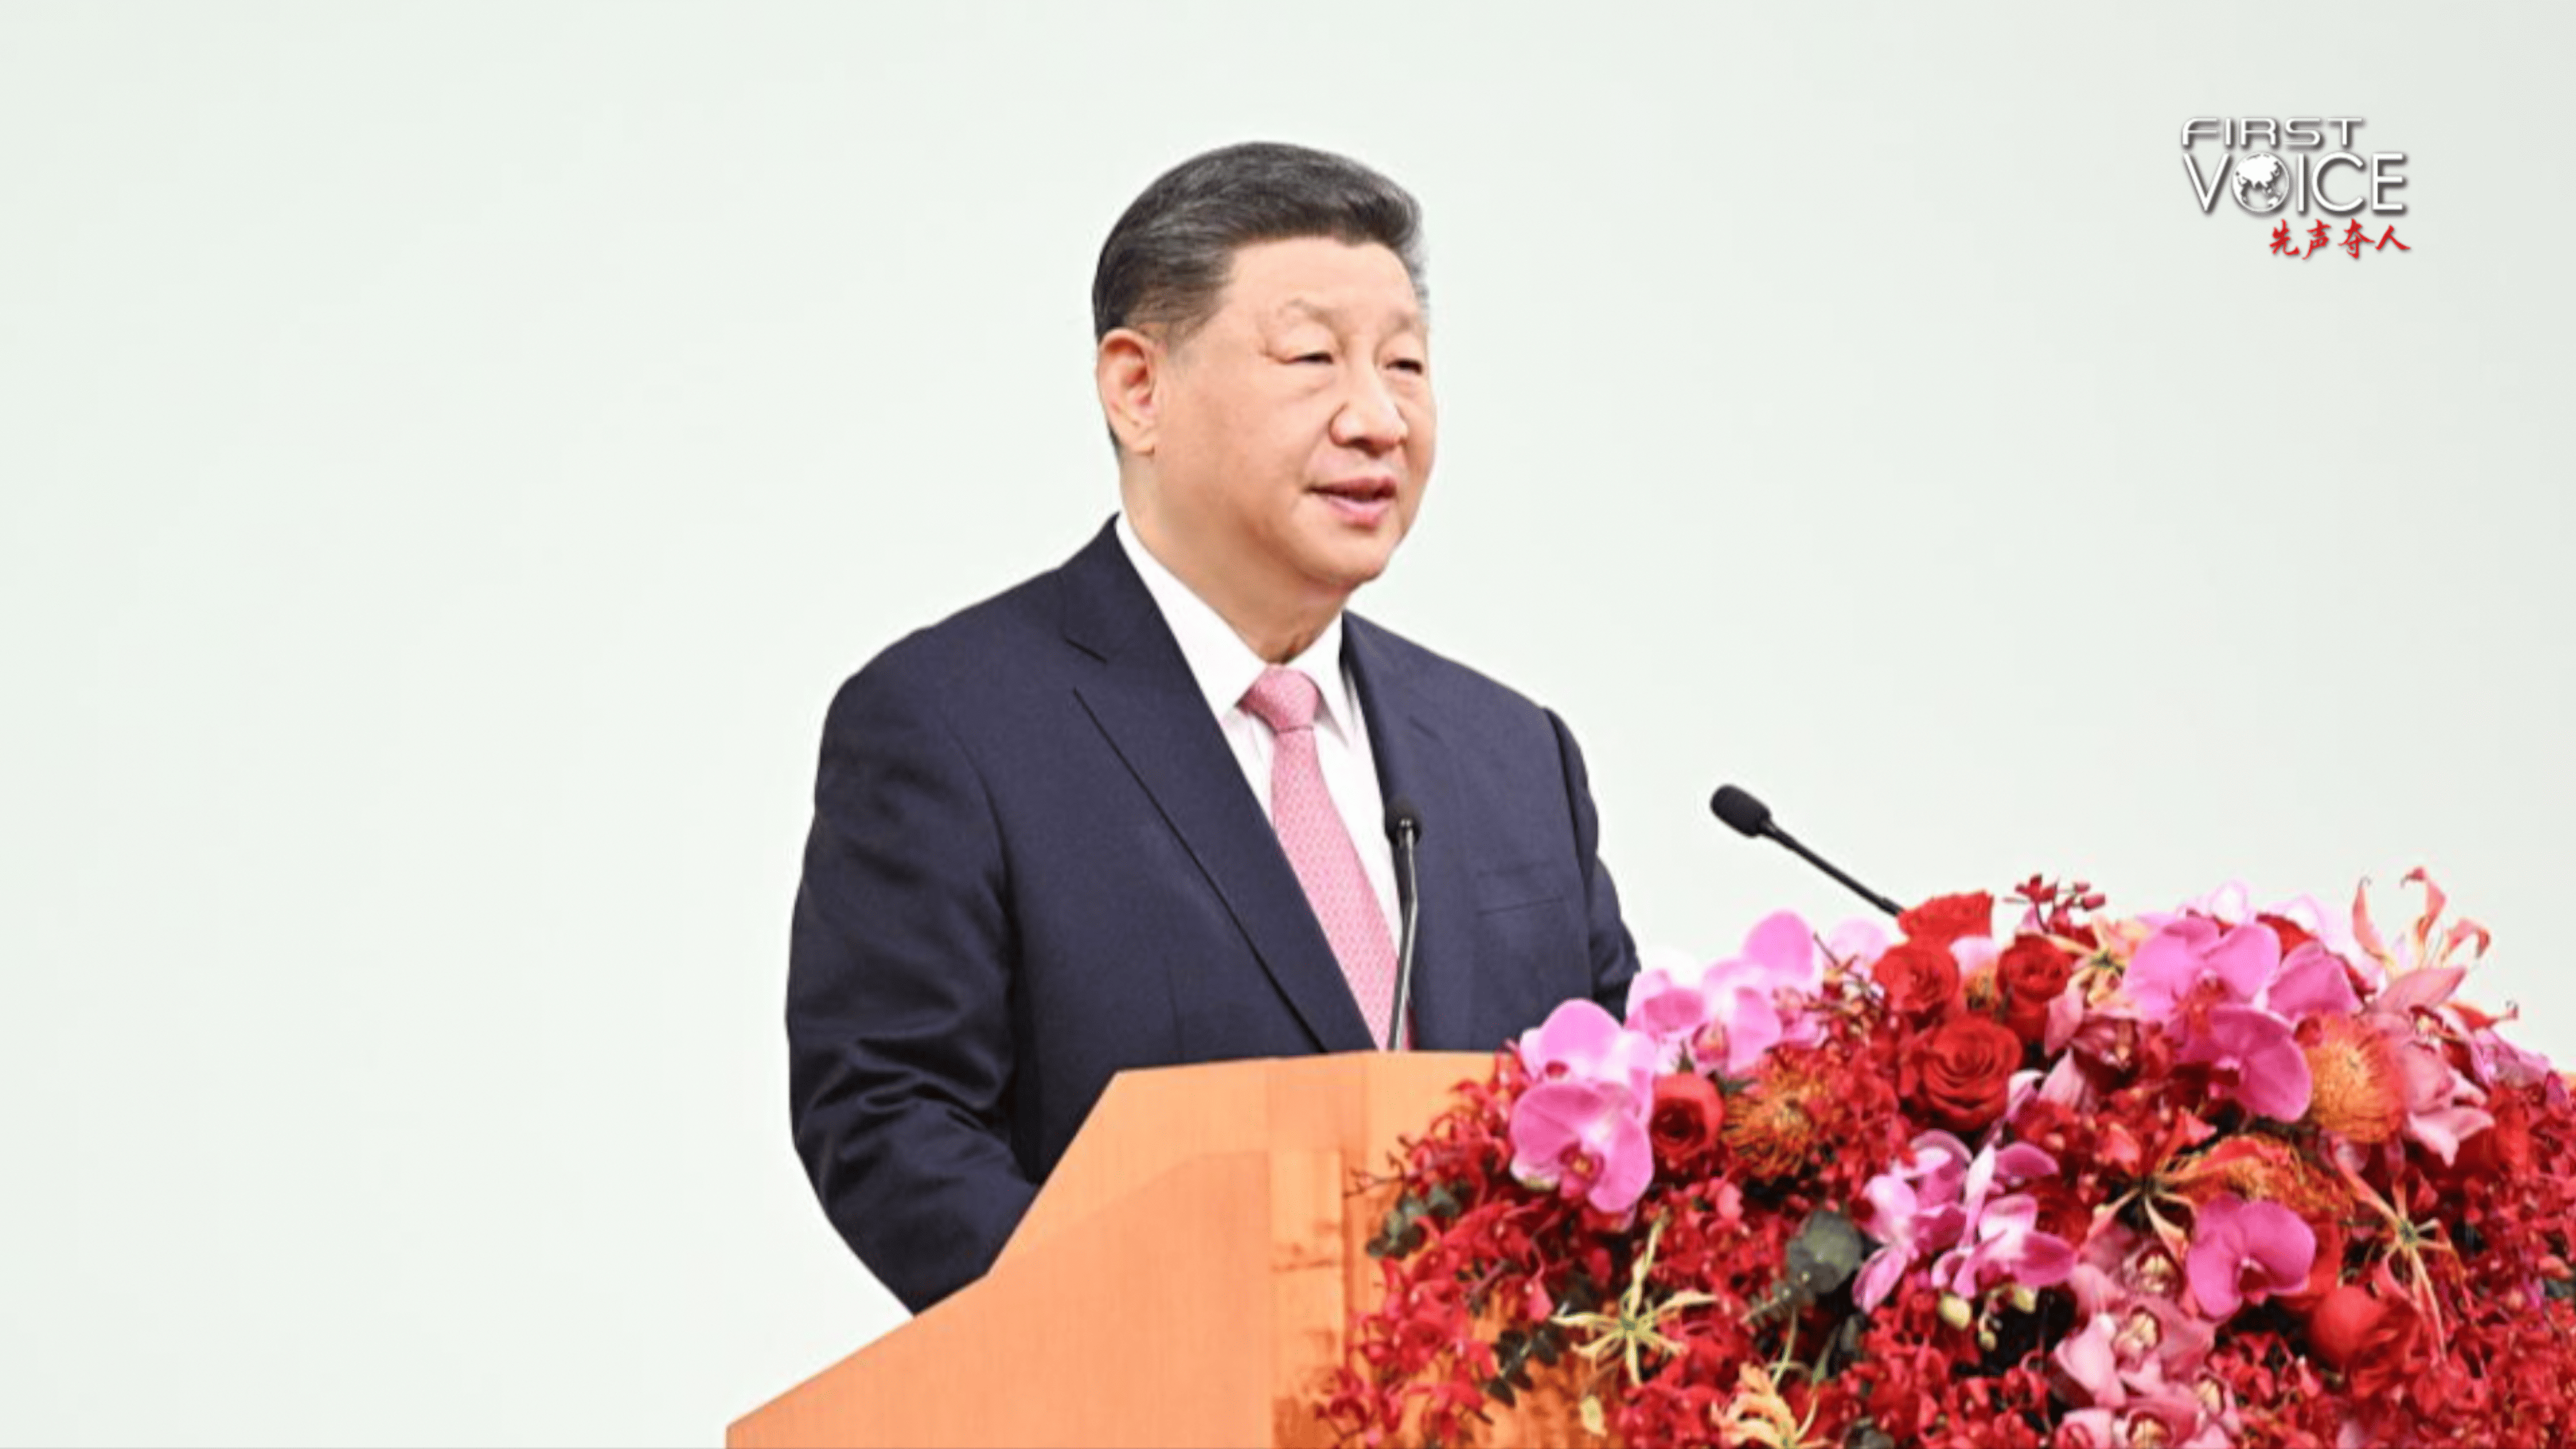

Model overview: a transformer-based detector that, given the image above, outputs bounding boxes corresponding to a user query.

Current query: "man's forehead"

[1261,293,1427,335]
[1210,237,1420,311]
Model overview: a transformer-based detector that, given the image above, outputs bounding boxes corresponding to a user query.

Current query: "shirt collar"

[1116,513,1358,739]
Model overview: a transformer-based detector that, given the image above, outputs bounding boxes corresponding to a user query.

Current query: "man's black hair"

[1091,141,1426,346]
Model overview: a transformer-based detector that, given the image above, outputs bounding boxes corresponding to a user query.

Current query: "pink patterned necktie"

[1241,665,1399,1049]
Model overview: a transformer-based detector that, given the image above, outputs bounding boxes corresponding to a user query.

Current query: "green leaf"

[1783,1208,1867,1300]
[1367,1193,1433,1259]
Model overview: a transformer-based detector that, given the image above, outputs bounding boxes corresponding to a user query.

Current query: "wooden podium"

[729,1053,1543,1448]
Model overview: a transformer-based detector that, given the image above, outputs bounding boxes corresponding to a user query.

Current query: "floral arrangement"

[1325,874,2576,1448]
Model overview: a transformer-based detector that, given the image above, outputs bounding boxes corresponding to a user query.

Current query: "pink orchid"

[2054,1310,2221,1448]
[2086,1281,2217,1378]
[2002,1066,2049,1124]
[2076,1224,2195,1310]
[2186,1193,2316,1319]
[1518,998,1658,1100]
[2462,1014,2554,1091]
[2258,942,2361,1020]
[2265,889,2370,970]
[2124,919,2281,1028]
[2156,881,2367,983]
[2180,880,2357,950]
[1958,1139,2058,1227]
[2185,1382,2244,1449]
[1510,1000,1665,1216]
[2061,1232,2219,1413]
[2122,919,2327,1123]
[1506,1077,1654,1216]
[2054,1312,2131,1407]
[1929,1141,2074,1298]
[1853,1131,1973,1308]
[1952,933,2001,977]
[2045,983,2106,1058]
[1622,943,1716,1042]
[1710,910,1824,1003]
[2058,1401,2223,1449]
[1937,1195,2077,1298]
[1623,953,1784,1078]
[2174,1004,2314,1122]
[1825,916,1893,967]
[2125,914,2356,1029]
[2024,1052,2097,1117]
[2055,1311,2186,1409]
[1622,912,1819,1077]
[2183,880,2259,926]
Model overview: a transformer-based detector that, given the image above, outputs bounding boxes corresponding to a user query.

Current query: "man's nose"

[1329,371,1409,452]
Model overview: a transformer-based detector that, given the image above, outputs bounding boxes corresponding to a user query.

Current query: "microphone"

[1383,798,1425,1049]
[1709,784,1903,919]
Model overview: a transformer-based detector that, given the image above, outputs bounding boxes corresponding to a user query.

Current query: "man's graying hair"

[1091,141,1427,346]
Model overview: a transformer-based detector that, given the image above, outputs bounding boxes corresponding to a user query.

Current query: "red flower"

[1903,1015,2023,1133]
[2026,1179,2090,1245]
[1995,936,2075,1042]
[1873,940,1962,1021]
[2280,1216,2345,1312]
[1898,892,1995,951]
[1337,879,2576,1449]
[2457,1086,2534,1178]
[1648,1072,1726,1174]
[2257,912,2316,955]
[2307,1273,2424,1399]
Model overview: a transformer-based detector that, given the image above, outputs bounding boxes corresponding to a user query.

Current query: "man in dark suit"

[789,142,1639,1313]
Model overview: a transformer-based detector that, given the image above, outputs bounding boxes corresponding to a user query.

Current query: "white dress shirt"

[1115,515,1404,938]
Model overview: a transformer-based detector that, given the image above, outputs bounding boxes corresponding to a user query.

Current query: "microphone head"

[1709,784,1772,838]
[1385,796,1425,842]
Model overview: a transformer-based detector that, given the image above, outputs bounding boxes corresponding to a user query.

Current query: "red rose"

[1897,892,1995,951]
[1904,1015,2024,1133]
[1996,936,2075,1042]
[1648,1072,1726,1174]
[1871,940,1962,1021]
[2026,1179,2089,1245]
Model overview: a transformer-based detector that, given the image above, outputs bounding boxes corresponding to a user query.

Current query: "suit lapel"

[1344,616,1479,1052]
[1056,523,1377,1054]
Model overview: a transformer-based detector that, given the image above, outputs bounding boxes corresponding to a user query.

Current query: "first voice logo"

[2181,117,2413,260]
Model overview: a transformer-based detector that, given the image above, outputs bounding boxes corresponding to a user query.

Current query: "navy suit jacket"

[788,521,1637,1311]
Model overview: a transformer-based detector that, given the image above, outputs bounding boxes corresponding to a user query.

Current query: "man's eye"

[1388,358,1428,375]
[1292,352,1333,365]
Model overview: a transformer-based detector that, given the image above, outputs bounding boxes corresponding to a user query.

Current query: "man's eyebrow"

[1272,297,1427,333]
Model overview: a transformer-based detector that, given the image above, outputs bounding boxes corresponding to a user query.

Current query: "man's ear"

[1095,327,1163,455]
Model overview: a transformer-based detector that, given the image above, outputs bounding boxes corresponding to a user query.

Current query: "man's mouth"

[1311,477,1399,525]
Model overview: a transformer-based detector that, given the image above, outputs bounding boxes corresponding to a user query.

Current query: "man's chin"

[1300,539,1401,600]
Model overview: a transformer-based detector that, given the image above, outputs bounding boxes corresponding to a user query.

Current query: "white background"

[4,3,2569,1444]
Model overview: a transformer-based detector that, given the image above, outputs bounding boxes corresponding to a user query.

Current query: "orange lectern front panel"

[731,1053,1549,1448]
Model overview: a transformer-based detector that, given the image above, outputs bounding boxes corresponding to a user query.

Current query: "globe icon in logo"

[2232,153,2291,213]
